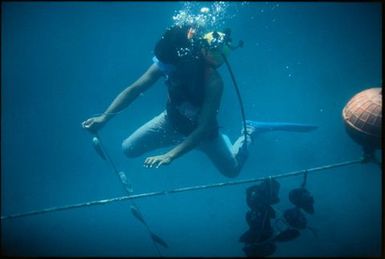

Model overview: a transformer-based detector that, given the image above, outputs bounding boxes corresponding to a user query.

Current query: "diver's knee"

[121,140,142,158]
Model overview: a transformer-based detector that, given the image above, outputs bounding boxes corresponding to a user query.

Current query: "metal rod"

[1,157,365,221]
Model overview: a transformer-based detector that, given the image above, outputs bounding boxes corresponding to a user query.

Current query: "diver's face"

[201,48,225,68]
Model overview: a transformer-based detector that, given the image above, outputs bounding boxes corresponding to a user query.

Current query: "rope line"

[95,134,163,256]
[1,157,365,221]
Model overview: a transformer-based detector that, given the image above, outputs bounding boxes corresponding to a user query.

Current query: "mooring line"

[0,157,365,221]
[94,134,164,256]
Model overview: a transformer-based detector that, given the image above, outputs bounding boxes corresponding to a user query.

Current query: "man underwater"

[82,25,317,178]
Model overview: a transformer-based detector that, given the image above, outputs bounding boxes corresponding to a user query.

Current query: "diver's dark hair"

[154,25,200,65]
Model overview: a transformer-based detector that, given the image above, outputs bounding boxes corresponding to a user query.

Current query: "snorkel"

[221,50,249,148]
[157,3,249,144]
[202,29,249,146]
[155,21,249,146]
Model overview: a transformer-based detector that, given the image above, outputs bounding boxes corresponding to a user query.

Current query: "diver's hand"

[144,154,173,168]
[81,115,107,133]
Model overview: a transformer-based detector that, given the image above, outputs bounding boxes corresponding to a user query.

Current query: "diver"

[82,24,317,178]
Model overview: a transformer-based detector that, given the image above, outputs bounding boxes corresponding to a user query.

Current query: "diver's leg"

[245,120,318,133]
[205,124,256,175]
[122,111,184,158]
[198,133,241,178]
[231,120,318,166]
[231,126,254,170]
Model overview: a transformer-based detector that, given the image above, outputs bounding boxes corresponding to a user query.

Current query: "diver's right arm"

[82,64,162,133]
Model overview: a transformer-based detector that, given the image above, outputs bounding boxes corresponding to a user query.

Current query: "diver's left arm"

[144,70,223,168]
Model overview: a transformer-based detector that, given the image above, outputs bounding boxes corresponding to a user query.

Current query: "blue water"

[1,2,382,257]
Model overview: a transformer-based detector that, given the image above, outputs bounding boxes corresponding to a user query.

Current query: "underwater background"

[1,1,382,257]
